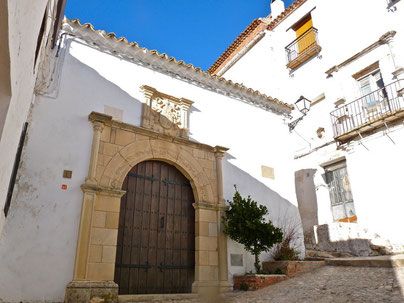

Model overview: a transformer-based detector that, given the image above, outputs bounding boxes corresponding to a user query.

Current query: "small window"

[356,67,388,109]
[324,160,357,223]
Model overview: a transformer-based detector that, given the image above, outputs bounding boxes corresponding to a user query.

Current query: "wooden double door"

[114,160,195,294]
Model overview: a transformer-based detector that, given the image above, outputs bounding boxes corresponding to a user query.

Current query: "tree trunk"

[254,253,260,273]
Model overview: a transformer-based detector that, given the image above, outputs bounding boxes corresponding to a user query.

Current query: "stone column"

[86,122,104,184]
[214,146,231,292]
[66,112,120,303]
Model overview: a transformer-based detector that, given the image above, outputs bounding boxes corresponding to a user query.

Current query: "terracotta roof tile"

[208,0,308,75]
[63,18,294,113]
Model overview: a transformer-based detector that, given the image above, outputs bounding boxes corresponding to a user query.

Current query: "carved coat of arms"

[141,85,193,138]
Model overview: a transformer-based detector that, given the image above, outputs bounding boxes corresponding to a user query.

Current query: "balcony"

[285,27,321,70]
[331,80,404,143]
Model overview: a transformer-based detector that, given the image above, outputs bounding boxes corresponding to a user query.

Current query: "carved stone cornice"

[214,146,229,158]
[193,201,228,211]
[326,31,397,77]
[81,182,126,197]
[89,112,113,125]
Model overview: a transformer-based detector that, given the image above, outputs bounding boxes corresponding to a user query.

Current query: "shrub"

[223,187,283,272]
[271,220,301,261]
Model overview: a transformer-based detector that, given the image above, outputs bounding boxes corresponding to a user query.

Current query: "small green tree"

[223,187,283,273]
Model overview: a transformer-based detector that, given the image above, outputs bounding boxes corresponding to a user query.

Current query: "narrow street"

[130,266,404,303]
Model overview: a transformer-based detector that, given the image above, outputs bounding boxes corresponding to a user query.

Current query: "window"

[293,14,316,54]
[324,161,357,223]
[285,13,321,69]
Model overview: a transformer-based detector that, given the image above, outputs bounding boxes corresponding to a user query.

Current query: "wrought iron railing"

[330,80,404,139]
[285,27,320,66]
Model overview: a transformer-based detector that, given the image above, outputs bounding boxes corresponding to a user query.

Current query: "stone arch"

[68,114,230,300]
[99,139,216,204]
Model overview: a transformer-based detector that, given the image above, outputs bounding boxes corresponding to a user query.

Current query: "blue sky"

[66,0,294,71]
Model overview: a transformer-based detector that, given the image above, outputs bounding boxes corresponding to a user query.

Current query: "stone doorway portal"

[114,160,195,294]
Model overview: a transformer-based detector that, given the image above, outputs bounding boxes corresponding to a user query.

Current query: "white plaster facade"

[0,0,63,235]
[216,0,404,247]
[0,19,301,302]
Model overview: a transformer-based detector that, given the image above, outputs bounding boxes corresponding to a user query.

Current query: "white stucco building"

[0,0,66,235]
[1,0,404,302]
[210,0,404,254]
[0,16,301,302]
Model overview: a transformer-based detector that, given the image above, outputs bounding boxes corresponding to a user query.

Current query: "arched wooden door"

[114,160,195,294]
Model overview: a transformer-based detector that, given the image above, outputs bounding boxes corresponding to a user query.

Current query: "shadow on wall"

[222,155,304,271]
[0,52,148,302]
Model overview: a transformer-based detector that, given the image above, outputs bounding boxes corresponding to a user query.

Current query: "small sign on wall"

[261,165,275,179]
[230,254,244,267]
[63,170,73,179]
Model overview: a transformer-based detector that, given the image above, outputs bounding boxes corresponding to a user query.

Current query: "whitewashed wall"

[0,0,58,235]
[0,38,301,302]
[221,0,404,245]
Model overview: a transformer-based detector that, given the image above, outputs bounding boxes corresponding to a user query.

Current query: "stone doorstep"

[325,254,404,268]
[118,293,199,302]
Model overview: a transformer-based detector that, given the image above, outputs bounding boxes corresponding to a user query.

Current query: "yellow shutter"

[295,17,315,52]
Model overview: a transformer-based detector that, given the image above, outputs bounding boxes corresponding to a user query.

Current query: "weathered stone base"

[65,280,118,303]
[192,280,232,296]
[233,274,287,291]
[262,260,325,277]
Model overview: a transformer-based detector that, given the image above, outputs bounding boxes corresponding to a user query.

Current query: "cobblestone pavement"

[146,266,404,303]
[224,266,404,303]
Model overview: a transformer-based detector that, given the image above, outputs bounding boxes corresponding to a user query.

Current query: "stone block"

[100,127,111,143]
[102,245,117,263]
[93,211,107,228]
[198,251,209,266]
[102,143,120,156]
[87,262,115,281]
[115,129,136,146]
[196,222,209,237]
[88,245,103,263]
[208,222,218,237]
[94,196,121,213]
[197,209,217,223]
[208,251,219,266]
[196,236,217,251]
[90,228,118,246]
[65,280,118,303]
[105,212,119,229]
[199,265,218,281]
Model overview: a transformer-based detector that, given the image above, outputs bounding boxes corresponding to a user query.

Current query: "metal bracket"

[383,122,396,144]
[357,132,369,151]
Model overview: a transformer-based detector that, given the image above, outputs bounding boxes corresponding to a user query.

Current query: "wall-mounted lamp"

[288,96,311,132]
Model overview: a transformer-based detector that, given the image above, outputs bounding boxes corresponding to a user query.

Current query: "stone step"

[325,254,404,268]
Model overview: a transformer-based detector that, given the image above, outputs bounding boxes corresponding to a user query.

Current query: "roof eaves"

[208,0,309,75]
[207,18,267,75]
[62,18,294,114]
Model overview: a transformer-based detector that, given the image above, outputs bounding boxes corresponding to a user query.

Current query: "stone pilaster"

[214,146,232,292]
[87,112,112,184]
